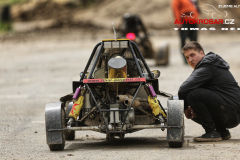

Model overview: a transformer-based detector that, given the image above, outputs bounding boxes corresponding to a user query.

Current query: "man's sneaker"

[219,130,231,140]
[194,131,222,142]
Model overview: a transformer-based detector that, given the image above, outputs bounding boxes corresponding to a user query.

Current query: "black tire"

[167,100,184,148]
[168,122,185,148]
[48,143,65,151]
[48,108,65,151]
[155,42,169,66]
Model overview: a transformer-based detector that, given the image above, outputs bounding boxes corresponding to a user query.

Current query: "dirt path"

[0,29,240,159]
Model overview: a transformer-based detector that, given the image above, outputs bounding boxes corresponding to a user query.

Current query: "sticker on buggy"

[83,78,146,83]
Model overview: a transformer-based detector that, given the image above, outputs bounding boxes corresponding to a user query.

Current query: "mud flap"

[45,103,65,145]
[167,100,184,143]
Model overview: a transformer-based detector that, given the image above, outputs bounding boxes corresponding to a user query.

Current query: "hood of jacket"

[195,52,229,70]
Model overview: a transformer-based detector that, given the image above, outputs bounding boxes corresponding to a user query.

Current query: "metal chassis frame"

[70,40,175,134]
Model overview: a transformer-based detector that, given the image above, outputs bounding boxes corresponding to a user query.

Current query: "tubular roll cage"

[73,40,166,133]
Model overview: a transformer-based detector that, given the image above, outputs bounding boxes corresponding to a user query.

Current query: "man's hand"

[184,106,197,119]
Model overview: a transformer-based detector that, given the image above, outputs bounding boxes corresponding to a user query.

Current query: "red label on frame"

[83,78,146,83]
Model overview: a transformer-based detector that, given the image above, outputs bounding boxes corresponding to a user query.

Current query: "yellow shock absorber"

[148,95,166,117]
[68,96,84,120]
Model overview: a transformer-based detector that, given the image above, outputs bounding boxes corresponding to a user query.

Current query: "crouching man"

[178,41,240,142]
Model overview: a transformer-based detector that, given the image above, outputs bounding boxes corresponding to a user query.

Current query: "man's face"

[184,49,205,68]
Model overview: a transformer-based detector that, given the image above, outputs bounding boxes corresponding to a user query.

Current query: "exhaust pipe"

[116,95,133,102]
[117,95,147,103]
[124,98,150,108]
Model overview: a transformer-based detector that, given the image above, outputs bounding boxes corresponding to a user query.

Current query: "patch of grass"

[0,22,11,32]
[0,0,29,6]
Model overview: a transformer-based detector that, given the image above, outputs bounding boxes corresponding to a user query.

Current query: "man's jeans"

[186,88,240,132]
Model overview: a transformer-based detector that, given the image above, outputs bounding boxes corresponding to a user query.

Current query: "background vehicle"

[45,39,184,151]
[116,13,169,65]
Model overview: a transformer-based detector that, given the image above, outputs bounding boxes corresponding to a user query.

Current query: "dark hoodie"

[178,52,240,113]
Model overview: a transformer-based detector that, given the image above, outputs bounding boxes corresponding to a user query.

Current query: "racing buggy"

[45,38,184,151]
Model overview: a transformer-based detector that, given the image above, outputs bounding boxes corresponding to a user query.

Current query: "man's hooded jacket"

[178,52,240,113]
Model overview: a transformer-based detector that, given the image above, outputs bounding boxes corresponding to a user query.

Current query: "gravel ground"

[0,29,240,160]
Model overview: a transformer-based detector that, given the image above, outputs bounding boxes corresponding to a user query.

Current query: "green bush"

[0,22,11,32]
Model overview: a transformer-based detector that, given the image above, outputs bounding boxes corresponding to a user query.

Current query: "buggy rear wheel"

[45,103,66,151]
[168,122,185,148]
[167,100,184,148]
